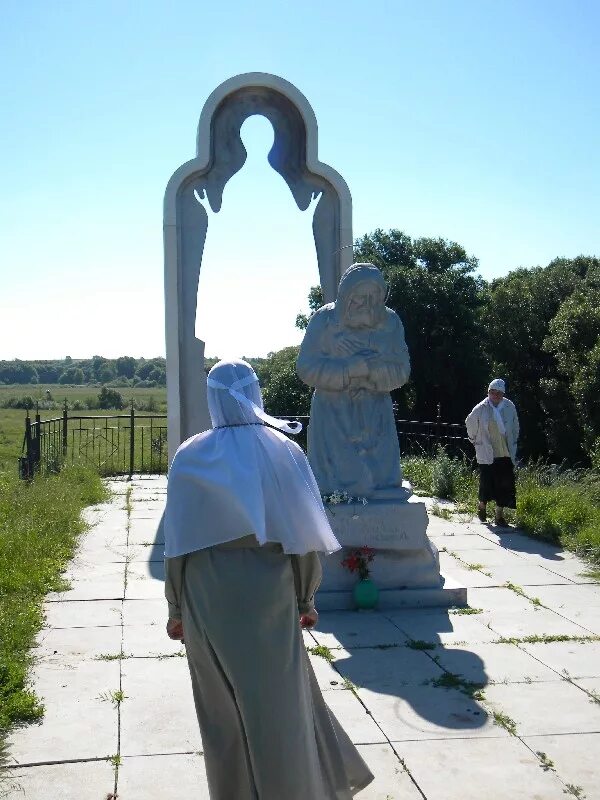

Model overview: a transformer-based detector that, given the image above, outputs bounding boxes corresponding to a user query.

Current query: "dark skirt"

[479,457,516,508]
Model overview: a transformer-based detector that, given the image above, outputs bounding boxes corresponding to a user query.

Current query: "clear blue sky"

[1,0,598,360]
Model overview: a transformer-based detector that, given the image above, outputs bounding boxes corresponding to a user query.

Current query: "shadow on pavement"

[314,609,490,736]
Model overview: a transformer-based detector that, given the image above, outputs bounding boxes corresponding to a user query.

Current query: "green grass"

[0,465,108,735]
[306,644,335,663]
[516,464,600,567]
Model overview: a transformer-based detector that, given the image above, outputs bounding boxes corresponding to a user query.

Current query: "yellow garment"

[489,413,510,459]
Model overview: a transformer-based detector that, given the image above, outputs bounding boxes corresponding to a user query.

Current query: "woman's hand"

[166,617,184,642]
[300,609,318,629]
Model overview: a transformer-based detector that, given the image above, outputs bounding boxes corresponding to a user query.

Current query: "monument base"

[316,494,468,610]
[316,574,467,611]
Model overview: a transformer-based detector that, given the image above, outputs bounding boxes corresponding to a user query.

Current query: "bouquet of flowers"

[341,546,376,581]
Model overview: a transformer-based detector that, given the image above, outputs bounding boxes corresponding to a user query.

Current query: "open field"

[0,385,167,474]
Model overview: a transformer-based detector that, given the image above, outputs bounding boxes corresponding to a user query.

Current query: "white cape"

[164,424,341,557]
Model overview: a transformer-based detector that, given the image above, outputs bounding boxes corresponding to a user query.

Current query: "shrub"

[98,387,124,410]
[404,446,477,503]
[3,395,35,410]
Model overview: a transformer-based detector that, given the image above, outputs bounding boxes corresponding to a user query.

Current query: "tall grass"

[0,466,108,734]
[404,448,600,571]
[517,462,600,566]
[403,446,477,504]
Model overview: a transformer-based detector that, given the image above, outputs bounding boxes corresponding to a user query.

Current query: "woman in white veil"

[164,359,374,800]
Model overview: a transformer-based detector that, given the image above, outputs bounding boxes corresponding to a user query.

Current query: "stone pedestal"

[316,495,467,610]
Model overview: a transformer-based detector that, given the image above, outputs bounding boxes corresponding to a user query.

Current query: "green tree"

[352,229,489,421]
[295,286,324,330]
[483,256,599,459]
[98,386,124,410]
[544,285,600,453]
[58,367,85,384]
[255,347,312,416]
[116,356,137,379]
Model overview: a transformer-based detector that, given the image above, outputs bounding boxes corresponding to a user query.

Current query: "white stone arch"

[164,72,353,460]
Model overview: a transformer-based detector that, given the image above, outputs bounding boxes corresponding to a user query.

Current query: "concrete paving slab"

[120,657,201,756]
[484,680,600,735]
[125,541,164,562]
[3,759,115,799]
[122,624,185,658]
[429,533,499,549]
[522,732,600,799]
[9,660,120,764]
[385,608,498,644]
[483,563,574,586]
[509,551,599,583]
[355,743,424,799]
[466,586,536,614]
[122,598,165,627]
[117,753,208,798]
[358,684,502,741]
[324,688,387,744]
[332,644,444,689]
[125,563,165,599]
[308,652,347,691]
[572,676,600,700]
[73,541,129,565]
[46,563,126,602]
[33,624,122,663]
[481,607,592,640]
[129,507,164,521]
[106,478,128,493]
[520,640,600,679]
[442,547,527,567]
[311,611,409,650]
[438,554,498,587]
[431,641,558,684]
[527,583,600,609]
[398,736,567,800]
[498,532,571,556]
[128,517,164,545]
[42,599,121,629]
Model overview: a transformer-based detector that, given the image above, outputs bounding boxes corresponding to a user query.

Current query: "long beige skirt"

[180,545,374,800]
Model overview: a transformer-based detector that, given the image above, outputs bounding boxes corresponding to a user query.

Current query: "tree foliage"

[352,229,489,420]
[255,347,311,416]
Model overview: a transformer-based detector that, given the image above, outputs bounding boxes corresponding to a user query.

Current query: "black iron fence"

[20,404,168,479]
[20,407,469,479]
[395,418,470,458]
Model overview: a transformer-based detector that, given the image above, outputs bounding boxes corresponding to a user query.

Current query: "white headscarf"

[164,359,341,558]
[487,378,507,435]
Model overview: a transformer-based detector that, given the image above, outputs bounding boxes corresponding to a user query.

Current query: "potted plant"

[341,546,378,610]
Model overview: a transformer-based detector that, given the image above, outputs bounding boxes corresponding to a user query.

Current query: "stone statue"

[297,263,410,498]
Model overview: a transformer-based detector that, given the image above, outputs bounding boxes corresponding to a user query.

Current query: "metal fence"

[20,404,168,479]
[395,418,471,458]
[20,407,469,479]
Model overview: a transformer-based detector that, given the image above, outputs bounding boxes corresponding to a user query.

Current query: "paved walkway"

[3,477,600,799]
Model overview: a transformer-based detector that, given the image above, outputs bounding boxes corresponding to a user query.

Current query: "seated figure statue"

[297,263,410,499]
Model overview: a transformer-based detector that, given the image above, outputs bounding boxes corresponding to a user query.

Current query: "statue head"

[336,263,387,329]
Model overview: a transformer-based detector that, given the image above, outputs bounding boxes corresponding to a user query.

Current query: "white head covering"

[487,378,507,435]
[164,359,341,558]
[488,378,506,393]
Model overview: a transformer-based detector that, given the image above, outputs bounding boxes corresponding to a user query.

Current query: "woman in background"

[466,378,520,527]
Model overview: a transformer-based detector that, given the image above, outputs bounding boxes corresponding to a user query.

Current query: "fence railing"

[20,407,469,479]
[395,418,471,458]
[20,404,168,479]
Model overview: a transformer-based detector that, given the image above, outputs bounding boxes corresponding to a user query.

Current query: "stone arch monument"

[164,72,353,461]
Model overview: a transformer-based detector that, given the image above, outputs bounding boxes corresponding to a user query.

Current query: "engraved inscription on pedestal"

[325,499,428,550]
